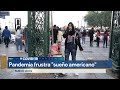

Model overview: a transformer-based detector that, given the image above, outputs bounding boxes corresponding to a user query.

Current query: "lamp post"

[50,11,54,45]
[83,16,85,28]
[77,21,79,28]
[81,17,82,27]
[109,11,120,79]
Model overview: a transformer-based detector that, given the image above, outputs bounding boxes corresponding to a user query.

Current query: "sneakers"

[19,50,24,53]
[19,50,23,53]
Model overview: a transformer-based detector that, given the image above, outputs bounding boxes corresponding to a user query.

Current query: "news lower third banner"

[7,57,112,73]
[7,57,112,68]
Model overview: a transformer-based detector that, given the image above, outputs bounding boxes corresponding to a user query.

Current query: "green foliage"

[84,11,112,28]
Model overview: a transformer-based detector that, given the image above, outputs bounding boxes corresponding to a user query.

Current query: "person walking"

[88,27,94,47]
[2,26,11,48]
[96,30,100,47]
[103,30,109,48]
[81,29,87,44]
[23,25,28,53]
[15,26,23,52]
[53,25,58,43]
[63,22,83,61]
[57,28,63,44]
[77,29,82,44]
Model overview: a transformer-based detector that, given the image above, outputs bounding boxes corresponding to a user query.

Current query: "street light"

[50,11,54,45]
[81,17,82,27]
[77,21,79,28]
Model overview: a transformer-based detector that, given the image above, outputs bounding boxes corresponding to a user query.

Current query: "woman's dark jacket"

[63,29,83,50]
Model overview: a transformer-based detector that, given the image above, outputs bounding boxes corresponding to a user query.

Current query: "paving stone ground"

[0,37,116,79]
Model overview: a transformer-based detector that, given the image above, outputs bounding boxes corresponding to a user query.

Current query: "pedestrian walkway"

[61,36,109,60]
[0,37,115,79]
[0,43,28,57]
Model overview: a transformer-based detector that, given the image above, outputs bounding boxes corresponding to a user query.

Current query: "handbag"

[79,46,83,51]
[74,32,83,51]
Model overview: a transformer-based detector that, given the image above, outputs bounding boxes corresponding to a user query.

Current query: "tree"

[102,11,112,27]
[84,11,98,27]
[84,11,112,28]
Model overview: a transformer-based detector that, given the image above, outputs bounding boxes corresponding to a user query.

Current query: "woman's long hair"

[66,22,75,35]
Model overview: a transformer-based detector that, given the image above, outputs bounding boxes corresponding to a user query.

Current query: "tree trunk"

[101,25,102,29]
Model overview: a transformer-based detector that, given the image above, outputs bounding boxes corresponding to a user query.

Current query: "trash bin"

[0,54,7,69]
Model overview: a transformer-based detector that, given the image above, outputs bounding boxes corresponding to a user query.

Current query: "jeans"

[65,49,76,61]
[90,37,93,46]
[96,37,100,47]
[4,37,10,47]
[54,36,57,43]
[25,39,28,52]
[82,37,85,44]
[15,38,22,51]
[103,37,107,47]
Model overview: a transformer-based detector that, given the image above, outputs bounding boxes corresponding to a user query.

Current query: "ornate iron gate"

[109,11,120,73]
[28,11,49,57]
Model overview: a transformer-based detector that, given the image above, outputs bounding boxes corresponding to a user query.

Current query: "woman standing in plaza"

[103,30,109,48]
[63,22,83,61]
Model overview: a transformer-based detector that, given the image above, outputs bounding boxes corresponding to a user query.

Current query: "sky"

[0,11,88,29]
[0,11,28,29]
[52,11,88,27]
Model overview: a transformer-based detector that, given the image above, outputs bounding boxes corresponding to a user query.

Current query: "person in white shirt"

[15,26,23,52]
[57,29,63,44]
